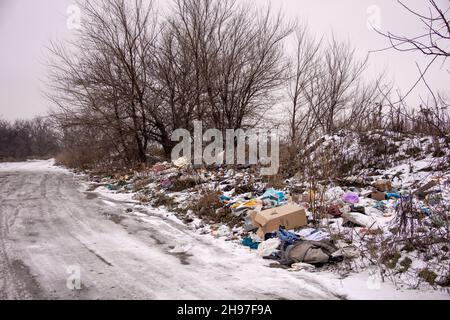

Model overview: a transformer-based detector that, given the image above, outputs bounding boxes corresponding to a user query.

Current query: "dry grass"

[187,190,242,227]
[153,193,176,209]
[169,177,199,192]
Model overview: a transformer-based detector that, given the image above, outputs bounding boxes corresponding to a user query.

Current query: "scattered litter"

[301,190,317,203]
[327,204,343,217]
[289,262,316,272]
[365,207,384,218]
[342,192,360,204]
[260,188,286,206]
[276,228,301,245]
[325,187,345,201]
[373,179,393,192]
[280,240,338,265]
[252,204,307,238]
[173,156,191,169]
[257,238,281,257]
[386,192,401,199]
[303,230,330,242]
[370,191,387,201]
[160,178,172,189]
[332,242,360,259]
[342,211,380,230]
[242,237,260,250]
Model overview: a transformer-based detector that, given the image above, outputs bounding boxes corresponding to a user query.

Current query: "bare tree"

[286,25,322,150]
[47,0,294,167]
[287,34,379,141]
[0,117,60,161]
[208,4,293,132]
[320,38,370,134]
[284,26,390,179]
[160,0,293,133]
[48,0,159,164]
[377,1,449,59]
[374,0,450,139]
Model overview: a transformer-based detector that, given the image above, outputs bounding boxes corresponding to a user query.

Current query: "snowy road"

[0,160,347,300]
[0,161,448,300]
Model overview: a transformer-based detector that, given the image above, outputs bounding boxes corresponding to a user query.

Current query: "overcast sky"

[0,0,448,121]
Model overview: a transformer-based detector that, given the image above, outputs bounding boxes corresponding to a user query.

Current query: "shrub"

[381,251,401,269]
[399,257,412,273]
[418,268,438,285]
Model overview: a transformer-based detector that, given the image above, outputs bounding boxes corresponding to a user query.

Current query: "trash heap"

[226,174,449,282]
[236,184,383,271]
[85,146,450,287]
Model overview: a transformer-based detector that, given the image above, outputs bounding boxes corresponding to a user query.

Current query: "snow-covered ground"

[0,159,65,172]
[1,160,446,299]
[0,160,339,299]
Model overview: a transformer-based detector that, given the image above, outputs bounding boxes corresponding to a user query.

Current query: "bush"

[0,117,60,161]
[55,147,107,170]
[418,268,438,285]
[381,251,401,269]
[399,257,412,273]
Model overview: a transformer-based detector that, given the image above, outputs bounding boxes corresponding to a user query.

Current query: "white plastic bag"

[257,238,281,257]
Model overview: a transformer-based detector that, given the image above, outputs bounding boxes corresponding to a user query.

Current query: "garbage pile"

[222,174,449,280]
[85,152,450,287]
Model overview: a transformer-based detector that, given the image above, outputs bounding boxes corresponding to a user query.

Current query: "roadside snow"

[0,159,65,172]
[95,186,139,204]
[338,270,450,300]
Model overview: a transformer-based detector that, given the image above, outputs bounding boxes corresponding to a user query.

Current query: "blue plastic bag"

[242,237,260,250]
[261,188,285,205]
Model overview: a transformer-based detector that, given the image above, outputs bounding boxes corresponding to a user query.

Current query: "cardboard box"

[372,179,392,192]
[253,204,307,238]
[371,191,386,201]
